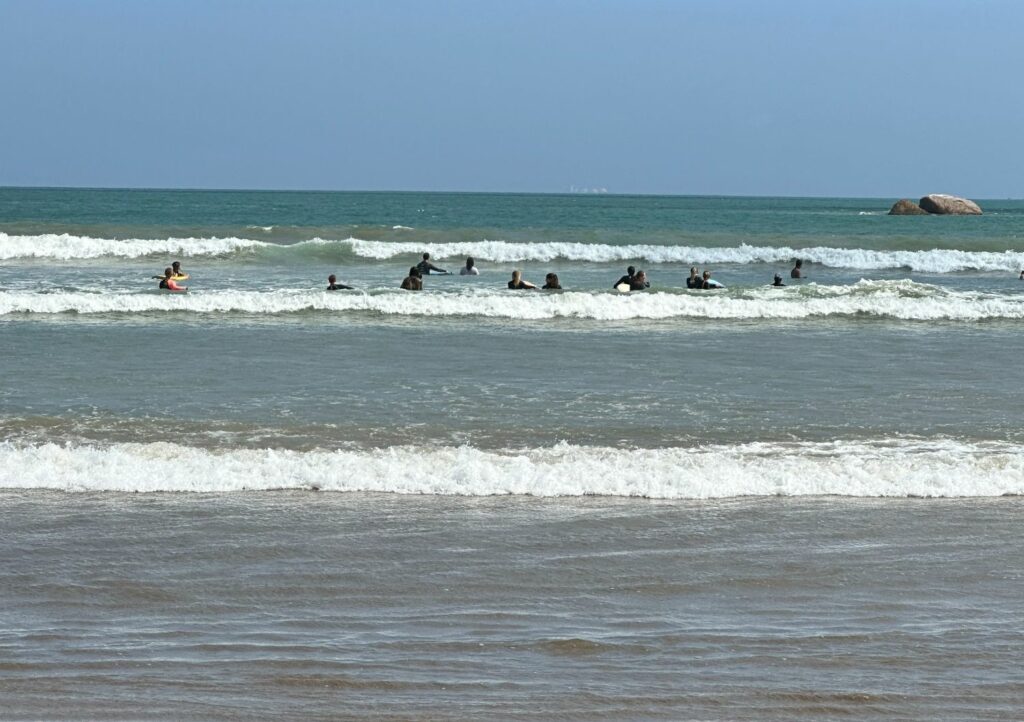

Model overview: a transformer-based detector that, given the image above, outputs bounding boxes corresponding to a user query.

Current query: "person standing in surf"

[158,267,188,292]
[417,253,449,276]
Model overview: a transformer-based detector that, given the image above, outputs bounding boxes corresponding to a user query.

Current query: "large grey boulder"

[888,199,929,215]
[918,194,982,215]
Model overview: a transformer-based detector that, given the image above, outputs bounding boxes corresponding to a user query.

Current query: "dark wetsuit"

[508,280,535,289]
[542,283,562,290]
[686,276,702,289]
[417,261,446,275]
[327,282,353,290]
[401,276,423,290]
[614,274,634,288]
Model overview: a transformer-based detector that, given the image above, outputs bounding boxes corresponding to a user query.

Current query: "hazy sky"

[2,0,1022,197]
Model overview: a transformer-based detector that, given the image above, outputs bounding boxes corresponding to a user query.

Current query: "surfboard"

[616,283,631,293]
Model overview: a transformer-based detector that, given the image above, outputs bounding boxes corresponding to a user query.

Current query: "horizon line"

[0,184,1017,202]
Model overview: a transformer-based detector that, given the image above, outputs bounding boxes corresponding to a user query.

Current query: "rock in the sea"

[918,194,982,215]
[888,199,928,215]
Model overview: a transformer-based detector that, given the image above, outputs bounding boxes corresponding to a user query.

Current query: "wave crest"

[2,282,1023,322]
[4,233,1024,272]
[2,439,1021,497]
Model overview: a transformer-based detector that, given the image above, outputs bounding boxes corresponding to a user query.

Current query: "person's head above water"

[172,261,181,271]
[794,259,803,268]
[511,270,522,282]
[773,274,784,286]
[408,266,419,277]
[627,266,636,276]
[689,266,698,276]
[422,252,430,260]
[163,267,173,278]
[465,257,474,269]
[702,270,711,279]
[328,274,337,283]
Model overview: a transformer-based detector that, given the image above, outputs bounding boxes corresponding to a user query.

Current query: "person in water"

[401,267,423,290]
[772,274,786,287]
[508,270,537,289]
[460,257,479,275]
[791,259,804,278]
[171,260,186,278]
[542,272,562,289]
[701,270,724,289]
[1019,270,1024,280]
[686,267,702,289]
[614,266,637,289]
[158,267,187,292]
[629,270,649,291]
[326,274,353,290]
[416,253,448,276]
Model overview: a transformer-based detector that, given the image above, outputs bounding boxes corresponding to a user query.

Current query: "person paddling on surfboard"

[158,267,188,292]
[153,260,188,281]
[416,253,449,276]
[326,274,353,290]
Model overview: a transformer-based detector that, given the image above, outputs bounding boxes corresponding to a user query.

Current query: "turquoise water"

[3,188,1024,720]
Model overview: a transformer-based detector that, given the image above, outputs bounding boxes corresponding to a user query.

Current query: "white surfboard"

[616,283,631,293]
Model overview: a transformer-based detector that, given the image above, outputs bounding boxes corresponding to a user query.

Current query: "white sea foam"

[4,232,1024,272]
[345,239,1024,273]
[2,282,1023,321]
[0,233,267,260]
[1,439,1021,497]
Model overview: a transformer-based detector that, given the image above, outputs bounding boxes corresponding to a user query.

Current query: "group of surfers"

[156,252,811,294]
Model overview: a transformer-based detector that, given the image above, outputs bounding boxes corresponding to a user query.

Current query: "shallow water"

[2,189,1023,718]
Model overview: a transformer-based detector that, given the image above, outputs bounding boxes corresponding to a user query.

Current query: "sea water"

[1,189,1022,719]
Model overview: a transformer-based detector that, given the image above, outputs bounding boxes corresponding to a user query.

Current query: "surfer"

[1019,270,1023,280]
[772,274,786,287]
[613,266,637,289]
[401,267,423,290]
[791,259,804,278]
[686,267,702,289]
[542,273,562,289]
[701,270,724,289]
[326,274,353,290]
[460,257,480,275]
[158,267,187,292]
[629,270,649,291]
[417,253,448,276]
[508,270,537,289]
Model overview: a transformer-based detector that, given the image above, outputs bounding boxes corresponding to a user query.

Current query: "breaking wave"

[2,281,1024,322]
[1,439,1021,497]
[4,233,1024,272]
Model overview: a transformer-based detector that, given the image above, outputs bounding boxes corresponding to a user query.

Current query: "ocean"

[1,188,1022,719]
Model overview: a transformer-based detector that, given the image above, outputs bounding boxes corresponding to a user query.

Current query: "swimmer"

[401,266,423,290]
[460,257,480,276]
[508,270,537,289]
[629,270,650,291]
[416,253,449,276]
[791,259,804,279]
[686,267,702,289]
[542,272,562,290]
[171,261,185,278]
[326,274,353,291]
[158,267,187,292]
[1019,270,1023,280]
[772,274,786,287]
[614,265,637,289]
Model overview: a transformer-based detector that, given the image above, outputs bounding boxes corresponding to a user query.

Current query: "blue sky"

[1,0,1021,197]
